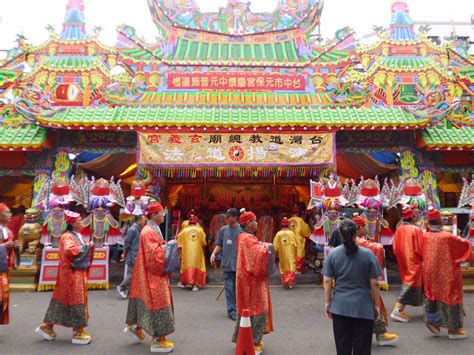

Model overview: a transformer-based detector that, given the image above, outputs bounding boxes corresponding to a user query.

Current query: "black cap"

[225,208,239,217]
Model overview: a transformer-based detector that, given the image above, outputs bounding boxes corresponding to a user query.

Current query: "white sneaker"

[177,282,185,289]
[192,285,199,292]
[116,286,127,299]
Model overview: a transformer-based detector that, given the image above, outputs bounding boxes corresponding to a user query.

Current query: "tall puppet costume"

[353,214,399,346]
[458,177,474,245]
[391,206,424,323]
[35,211,93,345]
[233,210,273,354]
[357,178,393,245]
[273,217,297,288]
[0,203,16,325]
[397,178,428,231]
[79,178,122,247]
[289,206,311,272]
[40,178,74,247]
[310,178,348,247]
[177,215,207,290]
[421,209,473,339]
[125,202,175,353]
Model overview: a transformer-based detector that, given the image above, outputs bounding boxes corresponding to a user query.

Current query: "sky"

[0,0,472,51]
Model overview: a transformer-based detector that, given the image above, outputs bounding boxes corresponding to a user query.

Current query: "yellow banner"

[138,132,334,167]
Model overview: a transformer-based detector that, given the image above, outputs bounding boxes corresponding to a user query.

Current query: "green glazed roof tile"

[39,107,426,129]
[0,125,48,150]
[421,126,474,149]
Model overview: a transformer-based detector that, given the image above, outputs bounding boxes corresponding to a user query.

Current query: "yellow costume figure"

[273,218,297,288]
[177,217,207,290]
[289,214,311,272]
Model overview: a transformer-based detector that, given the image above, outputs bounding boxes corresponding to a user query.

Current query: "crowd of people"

[0,199,473,354]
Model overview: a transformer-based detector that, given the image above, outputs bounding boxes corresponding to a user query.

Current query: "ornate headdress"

[358,178,382,211]
[401,178,426,211]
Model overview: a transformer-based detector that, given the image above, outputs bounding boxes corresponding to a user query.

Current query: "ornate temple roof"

[59,0,88,40]
[0,125,47,151]
[421,126,474,150]
[37,106,425,130]
[148,0,324,36]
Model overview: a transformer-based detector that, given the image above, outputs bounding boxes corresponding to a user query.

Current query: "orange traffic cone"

[235,309,255,355]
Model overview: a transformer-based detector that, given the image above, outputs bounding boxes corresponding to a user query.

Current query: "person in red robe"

[35,211,93,345]
[124,202,175,353]
[422,208,473,339]
[232,209,273,355]
[0,203,18,326]
[391,206,424,323]
[353,214,398,346]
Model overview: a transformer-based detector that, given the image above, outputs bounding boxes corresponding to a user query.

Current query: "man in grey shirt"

[210,208,241,321]
[117,215,146,299]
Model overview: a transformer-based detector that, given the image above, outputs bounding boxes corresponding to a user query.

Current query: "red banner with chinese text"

[167,72,306,92]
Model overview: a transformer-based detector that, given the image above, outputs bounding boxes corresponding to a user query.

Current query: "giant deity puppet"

[356,177,401,246]
[397,178,428,231]
[70,177,125,247]
[310,176,360,246]
[36,177,75,247]
[458,176,474,244]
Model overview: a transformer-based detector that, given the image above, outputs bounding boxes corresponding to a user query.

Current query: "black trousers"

[332,314,374,355]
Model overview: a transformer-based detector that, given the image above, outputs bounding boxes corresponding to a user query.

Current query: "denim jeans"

[223,271,236,317]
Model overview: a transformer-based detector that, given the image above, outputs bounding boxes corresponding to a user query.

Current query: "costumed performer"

[273,217,297,289]
[232,209,273,355]
[421,209,473,340]
[177,215,207,291]
[391,206,424,323]
[289,206,311,272]
[124,202,175,352]
[353,214,398,346]
[35,211,93,345]
[0,203,18,326]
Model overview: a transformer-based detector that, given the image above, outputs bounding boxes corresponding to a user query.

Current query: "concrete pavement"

[1,286,473,354]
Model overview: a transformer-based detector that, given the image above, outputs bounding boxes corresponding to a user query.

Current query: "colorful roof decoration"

[148,0,323,36]
[0,125,48,151]
[421,127,474,150]
[390,1,416,41]
[60,0,88,40]
[38,106,424,129]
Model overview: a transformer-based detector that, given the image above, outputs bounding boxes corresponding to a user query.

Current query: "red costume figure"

[36,211,93,344]
[124,203,175,353]
[421,209,473,340]
[0,203,17,325]
[232,210,273,354]
[353,214,398,346]
[391,206,424,323]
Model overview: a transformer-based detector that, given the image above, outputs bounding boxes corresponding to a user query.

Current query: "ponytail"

[339,219,358,256]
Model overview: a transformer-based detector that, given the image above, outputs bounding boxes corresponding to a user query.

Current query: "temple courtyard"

[1,286,472,354]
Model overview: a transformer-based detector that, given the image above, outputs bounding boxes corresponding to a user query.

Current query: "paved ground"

[1,286,473,354]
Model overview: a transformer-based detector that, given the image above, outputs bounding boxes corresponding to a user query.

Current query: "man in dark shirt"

[117,215,146,299]
[210,208,241,321]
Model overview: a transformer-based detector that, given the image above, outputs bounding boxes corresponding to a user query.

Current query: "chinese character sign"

[138,132,334,167]
[167,73,306,92]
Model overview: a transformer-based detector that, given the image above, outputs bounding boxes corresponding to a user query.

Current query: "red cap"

[281,217,289,227]
[0,203,9,212]
[239,211,256,224]
[401,206,414,220]
[64,210,81,225]
[352,215,366,227]
[147,202,164,215]
[427,208,441,221]
[51,185,70,196]
[189,216,198,224]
